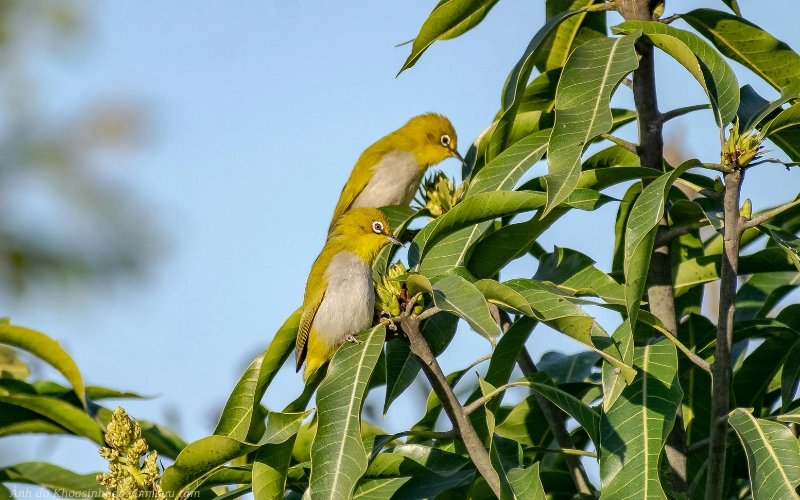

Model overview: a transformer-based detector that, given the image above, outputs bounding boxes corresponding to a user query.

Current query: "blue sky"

[3,0,800,477]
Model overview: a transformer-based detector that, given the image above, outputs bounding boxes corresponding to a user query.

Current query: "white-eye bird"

[296,207,402,380]
[328,113,463,232]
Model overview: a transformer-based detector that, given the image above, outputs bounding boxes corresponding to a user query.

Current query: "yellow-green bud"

[740,198,752,219]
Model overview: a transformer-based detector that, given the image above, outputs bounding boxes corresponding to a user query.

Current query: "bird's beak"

[450,149,467,167]
[386,234,404,247]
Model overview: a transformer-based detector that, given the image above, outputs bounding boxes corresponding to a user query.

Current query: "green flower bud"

[417,171,464,218]
[721,119,768,169]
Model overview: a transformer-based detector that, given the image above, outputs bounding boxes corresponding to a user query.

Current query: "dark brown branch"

[622,78,634,89]
[517,347,595,497]
[706,169,744,500]
[399,314,500,497]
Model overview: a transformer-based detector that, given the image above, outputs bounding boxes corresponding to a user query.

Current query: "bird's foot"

[345,333,363,344]
[378,310,398,331]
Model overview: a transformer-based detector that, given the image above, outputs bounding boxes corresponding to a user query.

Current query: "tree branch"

[702,162,733,173]
[659,104,711,124]
[399,314,500,497]
[600,133,639,153]
[741,198,800,230]
[654,220,710,247]
[675,177,723,200]
[705,168,744,500]
[517,347,595,497]
[623,3,687,491]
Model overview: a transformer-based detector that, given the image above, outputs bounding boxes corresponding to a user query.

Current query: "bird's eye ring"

[372,221,384,234]
[440,134,451,147]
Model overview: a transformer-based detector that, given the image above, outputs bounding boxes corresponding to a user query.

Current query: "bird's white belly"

[352,150,421,209]
[312,251,374,347]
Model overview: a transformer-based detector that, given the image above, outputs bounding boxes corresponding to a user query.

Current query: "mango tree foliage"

[6,1,800,499]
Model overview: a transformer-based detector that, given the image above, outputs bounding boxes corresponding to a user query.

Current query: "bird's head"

[330,207,403,262]
[400,113,464,169]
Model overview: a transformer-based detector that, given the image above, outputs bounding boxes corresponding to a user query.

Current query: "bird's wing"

[328,149,385,233]
[295,267,326,372]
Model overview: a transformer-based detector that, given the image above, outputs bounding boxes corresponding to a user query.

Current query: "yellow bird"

[296,207,402,380]
[328,113,464,232]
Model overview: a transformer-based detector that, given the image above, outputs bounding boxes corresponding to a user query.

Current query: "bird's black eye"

[440,134,451,147]
[372,221,384,234]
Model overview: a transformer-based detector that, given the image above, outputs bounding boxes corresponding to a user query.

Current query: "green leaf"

[614,21,739,127]
[468,317,537,440]
[543,33,640,214]
[735,272,800,321]
[738,82,800,132]
[764,104,800,161]
[309,325,386,500]
[536,0,607,73]
[720,0,741,16]
[599,339,683,499]
[487,9,587,161]
[520,372,601,446]
[683,8,800,90]
[729,409,800,499]
[353,471,473,499]
[582,144,639,170]
[624,160,698,333]
[410,189,611,267]
[398,0,501,74]
[418,223,493,278]
[214,308,301,441]
[782,340,800,412]
[537,351,600,384]
[495,394,552,447]
[469,164,652,280]
[162,409,311,498]
[467,130,549,197]
[759,224,800,271]
[733,333,796,410]
[383,312,458,415]
[0,324,87,409]
[0,462,104,498]
[507,463,546,500]
[533,246,625,304]
[409,362,478,440]
[407,274,499,340]
[501,278,635,382]
[0,393,104,445]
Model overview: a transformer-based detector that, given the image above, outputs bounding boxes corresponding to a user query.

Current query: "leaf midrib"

[326,330,374,498]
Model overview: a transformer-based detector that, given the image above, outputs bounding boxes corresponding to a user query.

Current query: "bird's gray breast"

[312,251,374,346]
[351,150,421,209]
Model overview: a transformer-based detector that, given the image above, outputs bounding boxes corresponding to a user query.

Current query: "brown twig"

[398,311,500,497]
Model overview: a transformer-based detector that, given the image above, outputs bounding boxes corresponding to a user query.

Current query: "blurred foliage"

[0,0,157,296]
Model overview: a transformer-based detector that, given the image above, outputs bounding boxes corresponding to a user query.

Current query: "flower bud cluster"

[375,261,424,317]
[417,171,464,217]
[96,407,165,500]
[722,120,768,169]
